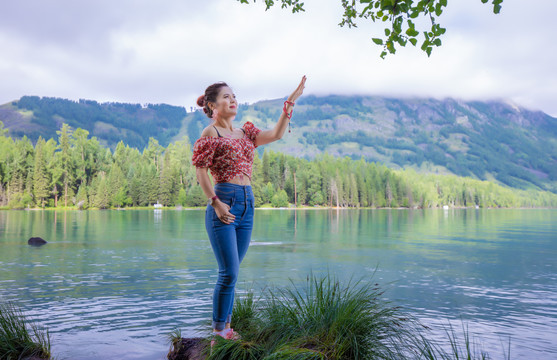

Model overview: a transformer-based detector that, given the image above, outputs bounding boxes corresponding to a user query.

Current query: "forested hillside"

[228,95,557,193]
[0,96,185,149]
[2,94,556,193]
[1,121,556,210]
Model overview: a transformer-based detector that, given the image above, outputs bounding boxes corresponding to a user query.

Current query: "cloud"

[1,0,556,117]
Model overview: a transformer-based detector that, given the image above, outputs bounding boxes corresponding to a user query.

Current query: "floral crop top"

[192,121,261,183]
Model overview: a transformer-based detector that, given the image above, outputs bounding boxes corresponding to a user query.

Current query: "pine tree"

[262,150,271,184]
[94,173,110,209]
[263,182,275,204]
[75,183,88,209]
[57,123,74,207]
[159,151,174,206]
[33,137,49,207]
[107,162,127,207]
[71,128,90,187]
[177,188,187,206]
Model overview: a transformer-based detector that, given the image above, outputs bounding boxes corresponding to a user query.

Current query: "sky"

[1,0,556,116]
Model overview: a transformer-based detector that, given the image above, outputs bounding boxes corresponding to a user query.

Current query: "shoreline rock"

[28,237,47,246]
[167,337,207,360]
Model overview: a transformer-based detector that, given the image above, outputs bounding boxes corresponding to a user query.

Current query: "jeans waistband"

[214,183,254,197]
[215,183,252,191]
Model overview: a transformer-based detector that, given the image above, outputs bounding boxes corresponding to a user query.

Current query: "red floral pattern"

[192,121,261,183]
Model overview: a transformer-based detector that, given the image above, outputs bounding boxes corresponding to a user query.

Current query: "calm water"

[0,209,556,359]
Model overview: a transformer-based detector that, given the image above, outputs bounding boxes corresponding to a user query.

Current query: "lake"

[1,209,556,359]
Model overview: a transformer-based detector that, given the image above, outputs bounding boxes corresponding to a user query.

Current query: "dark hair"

[197,82,229,119]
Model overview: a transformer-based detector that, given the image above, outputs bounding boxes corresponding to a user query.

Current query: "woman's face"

[212,86,237,118]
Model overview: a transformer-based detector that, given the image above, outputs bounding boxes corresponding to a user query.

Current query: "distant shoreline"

[2,206,555,211]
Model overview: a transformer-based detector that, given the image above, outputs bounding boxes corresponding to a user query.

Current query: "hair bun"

[196,95,205,107]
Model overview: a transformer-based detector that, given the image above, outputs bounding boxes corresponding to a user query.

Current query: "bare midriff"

[218,171,251,186]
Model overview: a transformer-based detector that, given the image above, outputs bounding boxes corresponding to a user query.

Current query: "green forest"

[1,120,556,210]
[3,95,556,194]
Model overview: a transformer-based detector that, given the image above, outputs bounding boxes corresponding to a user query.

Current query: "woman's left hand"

[253,75,307,147]
[287,75,307,103]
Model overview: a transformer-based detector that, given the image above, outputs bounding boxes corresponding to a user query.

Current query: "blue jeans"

[205,183,255,331]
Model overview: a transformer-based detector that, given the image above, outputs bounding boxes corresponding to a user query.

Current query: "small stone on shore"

[167,337,207,360]
[28,237,48,246]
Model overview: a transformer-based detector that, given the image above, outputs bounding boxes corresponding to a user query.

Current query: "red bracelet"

[283,100,295,119]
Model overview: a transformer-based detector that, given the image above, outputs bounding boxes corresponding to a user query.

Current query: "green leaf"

[426,46,432,57]
[387,41,396,53]
[433,38,442,46]
[380,0,392,9]
[372,38,384,45]
[385,28,391,36]
[405,28,419,37]
[409,38,418,46]
[393,23,402,34]
[415,1,425,12]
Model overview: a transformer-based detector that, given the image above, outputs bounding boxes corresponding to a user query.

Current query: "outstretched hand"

[287,75,307,103]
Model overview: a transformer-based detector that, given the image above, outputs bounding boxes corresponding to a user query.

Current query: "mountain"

[0,96,185,149]
[1,94,556,192]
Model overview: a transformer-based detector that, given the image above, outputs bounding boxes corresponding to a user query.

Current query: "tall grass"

[210,273,422,359]
[207,273,508,360]
[0,302,51,360]
[417,322,509,360]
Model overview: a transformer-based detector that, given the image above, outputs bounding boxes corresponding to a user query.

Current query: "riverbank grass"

[209,274,422,360]
[203,273,502,360]
[0,302,51,360]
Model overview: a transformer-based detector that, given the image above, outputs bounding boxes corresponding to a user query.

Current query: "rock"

[167,337,207,360]
[28,237,47,246]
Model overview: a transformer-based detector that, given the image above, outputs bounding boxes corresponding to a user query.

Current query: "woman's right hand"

[213,200,235,224]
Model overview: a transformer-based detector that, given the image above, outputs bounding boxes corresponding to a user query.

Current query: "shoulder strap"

[212,125,223,138]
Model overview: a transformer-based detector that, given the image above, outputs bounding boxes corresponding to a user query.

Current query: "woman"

[192,76,306,340]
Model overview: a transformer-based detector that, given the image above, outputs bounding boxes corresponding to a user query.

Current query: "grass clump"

[206,273,507,360]
[417,322,506,360]
[0,301,51,360]
[209,337,266,360]
[209,273,422,360]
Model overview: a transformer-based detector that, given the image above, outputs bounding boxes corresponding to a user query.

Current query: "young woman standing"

[192,76,306,339]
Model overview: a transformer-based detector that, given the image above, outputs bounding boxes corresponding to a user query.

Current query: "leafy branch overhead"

[237,0,504,57]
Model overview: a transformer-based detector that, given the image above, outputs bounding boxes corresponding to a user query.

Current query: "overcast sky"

[1,0,556,116]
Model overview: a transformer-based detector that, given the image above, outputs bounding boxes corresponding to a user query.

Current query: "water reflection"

[0,209,556,359]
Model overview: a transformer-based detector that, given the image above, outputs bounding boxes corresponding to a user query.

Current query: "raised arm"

[255,76,307,147]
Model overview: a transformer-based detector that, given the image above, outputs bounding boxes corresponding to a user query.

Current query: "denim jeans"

[205,183,255,331]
